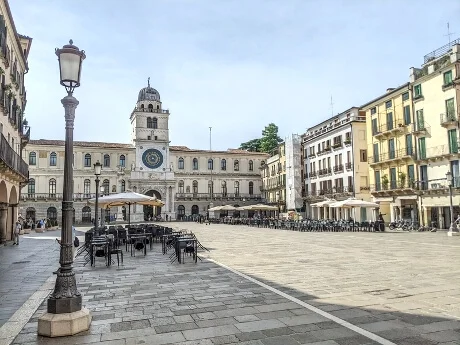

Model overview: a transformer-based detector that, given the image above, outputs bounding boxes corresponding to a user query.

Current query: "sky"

[9,0,460,151]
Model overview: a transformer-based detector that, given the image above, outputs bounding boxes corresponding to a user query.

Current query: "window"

[193,158,198,170]
[121,179,126,192]
[373,143,379,163]
[178,157,184,169]
[178,180,184,193]
[103,179,109,195]
[403,105,411,125]
[103,154,110,167]
[119,154,125,167]
[47,207,57,221]
[148,104,153,111]
[372,118,378,135]
[402,92,409,101]
[385,100,392,109]
[386,112,393,130]
[49,152,57,166]
[208,181,213,196]
[234,160,239,171]
[28,178,35,196]
[29,152,36,165]
[388,139,395,159]
[192,180,198,195]
[147,117,153,128]
[84,179,91,197]
[49,178,56,197]
[416,109,425,130]
[448,129,458,154]
[414,84,422,98]
[418,137,426,159]
[443,70,453,86]
[375,171,381,191]
[249,181,254,195]
[84,153,91,167]
[191,205,199,215]
[82,206,92,223]
[152,117,158,129]
[446,98,455,118]
[370,107,376,115]
[208,158,213,170]
[260,160,265,166]
[221,181,227,196]
[235,181,239,197]
[221,159,226,170]
[249,160,254,171]
[177,205,185,219]
[406,134,413,155]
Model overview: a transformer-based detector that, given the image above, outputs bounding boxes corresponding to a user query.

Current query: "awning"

[396,195,418,200]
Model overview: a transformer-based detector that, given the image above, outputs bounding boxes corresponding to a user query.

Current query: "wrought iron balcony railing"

[368,147,416,164]
[0,133,28,180]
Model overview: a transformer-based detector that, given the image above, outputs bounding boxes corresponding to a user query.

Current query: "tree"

[259,123,282,153]
[239,138,261,152]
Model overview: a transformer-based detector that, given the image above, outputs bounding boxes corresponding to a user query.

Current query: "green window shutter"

[444,71,453,85]
[386,112,393,130]
[416,109,424,130]
[375,171,381,191]
[419,138,426,159]
[373,143,379,163]
[404,106,411,125]
[448,129,458,153]
[446,98,455,118]
[406,135,413,155]
[388,139,395,159]
[372,119,378,135]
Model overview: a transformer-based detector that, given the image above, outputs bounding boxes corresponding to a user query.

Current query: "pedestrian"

[13,221,21,245]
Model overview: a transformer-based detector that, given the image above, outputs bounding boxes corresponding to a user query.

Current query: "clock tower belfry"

[129,79,175,220]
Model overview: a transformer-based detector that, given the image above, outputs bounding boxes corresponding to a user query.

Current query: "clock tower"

[129,79,175,220]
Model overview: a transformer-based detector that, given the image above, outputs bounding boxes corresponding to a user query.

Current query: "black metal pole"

[94,177,100,230]
[47,93,81,314]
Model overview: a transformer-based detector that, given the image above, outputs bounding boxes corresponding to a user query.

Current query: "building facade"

[410,41,460,228]
[0,0,31,243]
[261,142,286,214]
[363,83,417,223]
[303,107,370,220]
[21,83,268,223]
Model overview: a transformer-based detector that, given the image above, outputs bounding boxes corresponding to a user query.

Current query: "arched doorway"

[26,207,36,222]
[82,206,91,223]
[191,205,199,215]
[144,190,162,220]
[47,207,57,223]
[177,205,185,220]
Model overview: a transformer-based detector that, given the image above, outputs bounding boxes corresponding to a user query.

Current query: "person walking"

[13,221,21,245]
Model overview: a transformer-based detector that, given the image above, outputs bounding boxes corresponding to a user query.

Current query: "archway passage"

[144,190,162,220]
[26,207,36,222]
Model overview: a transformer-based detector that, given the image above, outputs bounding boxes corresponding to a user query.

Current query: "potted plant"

[382,174,389,190]
[398,171,406,188]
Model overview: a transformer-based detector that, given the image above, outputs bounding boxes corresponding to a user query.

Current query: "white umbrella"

[244,204,278,211]
[220,204,237,211]
[208,205,224,212]
[330,198,378,208]
[311,199,336,207]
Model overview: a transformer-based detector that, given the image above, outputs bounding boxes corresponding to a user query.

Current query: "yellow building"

[410,41,460,228]
[260,142,286,213]
[363,83,418,223]
[0,0,32,244]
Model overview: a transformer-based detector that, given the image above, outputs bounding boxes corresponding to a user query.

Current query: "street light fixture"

[94,160,102,230]
[276,191,280,219]
[446,171,459,235]
[38,40,90,337]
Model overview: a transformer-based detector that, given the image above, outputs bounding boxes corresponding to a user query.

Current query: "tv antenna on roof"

[445,22,455,45]
[330,95,334,116]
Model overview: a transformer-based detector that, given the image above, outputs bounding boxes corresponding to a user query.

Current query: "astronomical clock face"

[142,148,163,169]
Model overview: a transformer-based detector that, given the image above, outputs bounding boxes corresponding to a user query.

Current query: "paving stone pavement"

[0,233,59,327]
[8,224,460,344]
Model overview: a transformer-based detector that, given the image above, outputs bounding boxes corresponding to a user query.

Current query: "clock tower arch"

[129,79,175,220]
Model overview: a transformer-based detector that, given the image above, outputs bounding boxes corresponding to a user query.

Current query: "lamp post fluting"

[94,161,102,230]
[276,191,280,219]
[38,40,90,337]
[446,171,458,234]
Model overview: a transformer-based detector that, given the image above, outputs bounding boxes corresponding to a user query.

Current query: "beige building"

[0,0,31,243]
[260,142,286,213]
[21,83,267,223]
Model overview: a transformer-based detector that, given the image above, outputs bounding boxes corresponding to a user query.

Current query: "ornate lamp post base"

[448,222,460,236]
[38,308,91,337]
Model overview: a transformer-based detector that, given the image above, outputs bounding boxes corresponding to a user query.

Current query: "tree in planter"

[381,174,389,190]
[398,171,406,188]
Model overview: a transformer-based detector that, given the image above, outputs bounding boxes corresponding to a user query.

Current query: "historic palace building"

[21,82,268,223]
[0,0,31,243]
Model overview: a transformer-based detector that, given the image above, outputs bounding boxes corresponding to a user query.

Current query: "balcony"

[440,112,457,127]
[373,120,409,139]
[307,152,316,158]
[317,168,332,177]
[368,147,416,166]
[344,138,352,146]
[370,180,418,195]
[332,140,342,149]
[411,122,430,136]
[175,193,263,201]
[21,193,99,202]
[333,164,344,173]
[304,186,353,201]
[418,178,460,195]
[345,162,353,170]
[0,133,28,181]
[308,171,317,179]
[417,143,460,162]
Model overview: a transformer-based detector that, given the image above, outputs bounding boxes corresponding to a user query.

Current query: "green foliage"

[239,123,282,153]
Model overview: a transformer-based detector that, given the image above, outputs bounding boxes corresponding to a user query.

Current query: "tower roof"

[138,77,160,102]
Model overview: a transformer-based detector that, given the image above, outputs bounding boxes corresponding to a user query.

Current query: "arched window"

[28,178,35,197]
[221,181,227,196]
[178,157,184,170]
[221,159,226,171]
[147,117,153,128]
[208,181,213,196]
[29,152,36,165]
[156,105,160,109]
[234,181,239,197]
[133,186,137,192]
[112,185,116,192]
[140,104,144,109]
[234,160,239,171]
[148,103,153,112]
[84,153,91,167]
[47,207,57,221]
[82,206,92,223]
[119,154,126,167]
[103,154,110,167]
[121,180,126,192]
[152,117,158,129]
[49,178,56,197]
[178,180,184,193]
[177,205,185,219]
[192,180,198,195]
[249,160,254,171]
[193,158,198,170]
[49,152,57,166]
[84,179,91,197]
[26,207,36,222]
[249,181,254,195]
[186,186,190,193]
[208,159,213,170]
[191,205,199,215]
[261,160,265,166]
[103,179,110,195]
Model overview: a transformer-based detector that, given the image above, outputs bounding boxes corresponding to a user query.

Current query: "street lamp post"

[38,40,91,337]
[276,191,280,219]
[94,161,102,230]
[446,171,459,235]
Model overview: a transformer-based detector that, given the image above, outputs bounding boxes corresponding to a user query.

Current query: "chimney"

[386,88,395,93]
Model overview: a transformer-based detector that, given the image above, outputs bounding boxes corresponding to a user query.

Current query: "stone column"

[0,202,8,243]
